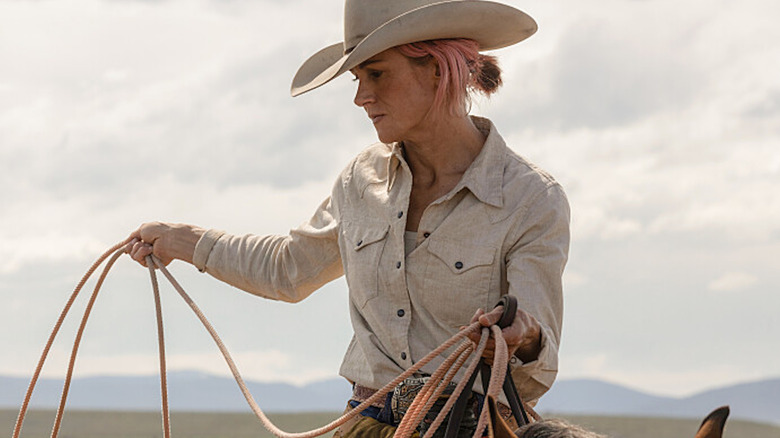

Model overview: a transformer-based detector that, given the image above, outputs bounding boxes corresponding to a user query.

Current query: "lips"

[366,111,385,123]
[366,108,384,124]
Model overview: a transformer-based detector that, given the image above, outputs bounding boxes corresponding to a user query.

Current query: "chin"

[375,130,399,144]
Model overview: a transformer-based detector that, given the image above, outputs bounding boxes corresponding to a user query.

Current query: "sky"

[1,0,778,400]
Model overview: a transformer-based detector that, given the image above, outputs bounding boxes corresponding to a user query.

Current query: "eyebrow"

[355,57,383,70]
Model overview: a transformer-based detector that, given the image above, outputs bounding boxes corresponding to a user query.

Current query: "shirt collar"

[386,116,505,208]
[387,143,405,192]
[450,116,505,208]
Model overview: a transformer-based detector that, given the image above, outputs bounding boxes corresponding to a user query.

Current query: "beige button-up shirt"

[193,117,570,405]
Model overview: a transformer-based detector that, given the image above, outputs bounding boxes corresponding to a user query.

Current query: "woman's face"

[351,48,438,144]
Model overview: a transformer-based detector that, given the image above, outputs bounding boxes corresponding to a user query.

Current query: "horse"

[487,403,731,438]
[693,406,730,438]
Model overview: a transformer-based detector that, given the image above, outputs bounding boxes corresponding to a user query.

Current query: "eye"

[369,70,383,79]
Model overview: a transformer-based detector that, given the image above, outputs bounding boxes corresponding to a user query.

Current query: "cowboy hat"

[290,0,537,97]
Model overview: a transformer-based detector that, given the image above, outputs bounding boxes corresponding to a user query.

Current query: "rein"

[13,240,519,438]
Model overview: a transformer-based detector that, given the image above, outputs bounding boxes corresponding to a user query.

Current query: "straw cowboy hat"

[291,0,537,96]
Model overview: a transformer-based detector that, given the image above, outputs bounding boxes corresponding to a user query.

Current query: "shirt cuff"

[512,325,556,373]
[192,229,225,272]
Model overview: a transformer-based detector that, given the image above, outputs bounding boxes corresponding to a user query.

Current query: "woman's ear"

[432,62,441,92]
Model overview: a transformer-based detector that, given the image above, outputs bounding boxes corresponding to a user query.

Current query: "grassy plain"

[3,409,779,438]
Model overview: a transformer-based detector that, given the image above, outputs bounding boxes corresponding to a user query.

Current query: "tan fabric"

[333,405,368,438]
[486,395,519,438]
[193,117,570,405]
[290,0,536,96]
[337,415,418,438]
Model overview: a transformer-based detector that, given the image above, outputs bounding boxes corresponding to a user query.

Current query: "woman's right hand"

[125,222,205,268]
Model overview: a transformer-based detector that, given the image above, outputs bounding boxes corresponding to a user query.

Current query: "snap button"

[397,309,405,317]
[396,261,402,269]
[423,232,430,238]
[397,211,404,218]
[356,240,363,246]
[454,261,464,270]
[401,352,407,360]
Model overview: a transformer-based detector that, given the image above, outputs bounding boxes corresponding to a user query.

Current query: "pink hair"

[396,39,501,117]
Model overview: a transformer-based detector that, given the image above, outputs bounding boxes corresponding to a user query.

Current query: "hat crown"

[292,0,536,96]
[344,0,435,53]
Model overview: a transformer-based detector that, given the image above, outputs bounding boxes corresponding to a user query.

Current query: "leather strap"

[444,296,530,438]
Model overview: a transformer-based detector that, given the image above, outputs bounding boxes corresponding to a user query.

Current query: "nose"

[353,79,375,107]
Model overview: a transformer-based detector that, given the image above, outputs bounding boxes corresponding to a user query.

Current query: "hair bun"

[471,54,502,95]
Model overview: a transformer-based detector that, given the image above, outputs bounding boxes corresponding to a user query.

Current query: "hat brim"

[291,0,537,97]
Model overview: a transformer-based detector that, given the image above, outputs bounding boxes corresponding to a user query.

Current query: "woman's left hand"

[466,304,542,365]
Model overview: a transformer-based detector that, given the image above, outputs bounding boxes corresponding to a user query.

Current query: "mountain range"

[1,372,777,426]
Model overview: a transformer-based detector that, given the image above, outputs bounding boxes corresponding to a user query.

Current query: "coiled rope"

[12,240,513,438]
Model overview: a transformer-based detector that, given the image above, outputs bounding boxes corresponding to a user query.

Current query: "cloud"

[7,348,335,385]
[707,272,759,293]
[0,0,358,200]
[2,0,780,399]
[494,4,716,132]
[744,91,780,120]
[0,234,107,275]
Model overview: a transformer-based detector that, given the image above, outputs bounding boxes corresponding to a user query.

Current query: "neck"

[401,115,485,187]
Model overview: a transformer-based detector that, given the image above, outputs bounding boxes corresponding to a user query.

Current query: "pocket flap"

[343,221,389,251]
[427,238,495,274]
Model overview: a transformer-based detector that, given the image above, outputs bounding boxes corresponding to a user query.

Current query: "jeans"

[347,382,480,438]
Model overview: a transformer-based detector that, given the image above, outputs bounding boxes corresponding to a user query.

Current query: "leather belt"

[352,383,388,408]
[351,383,515,419]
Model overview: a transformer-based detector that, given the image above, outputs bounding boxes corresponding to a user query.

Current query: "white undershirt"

[404,231,417,257]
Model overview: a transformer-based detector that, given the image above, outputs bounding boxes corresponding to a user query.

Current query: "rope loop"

[13,241,518,438]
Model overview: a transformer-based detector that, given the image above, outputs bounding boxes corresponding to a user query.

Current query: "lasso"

[12,239,516,438]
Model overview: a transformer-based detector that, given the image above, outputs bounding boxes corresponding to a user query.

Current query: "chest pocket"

[341,220,390,308]
[421,238,496,327]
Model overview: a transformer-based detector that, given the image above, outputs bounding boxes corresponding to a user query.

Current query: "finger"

[464,324,481,343]
[465,324,492,347]
[502,315,531,348]
[124,237,139,254]
[130,241,146,257]
[477,305,504,327]
[139,245,154,261]
[137,221,164,244]
[131,253,147,268]
[130,242,153,266]
[128,241,140,259]
[469,308,485,324]
[503,310,542,360]
[130,249,148,267]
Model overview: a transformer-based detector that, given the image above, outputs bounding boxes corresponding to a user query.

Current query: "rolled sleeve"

[196,196,344,303]
[193,229,226,272]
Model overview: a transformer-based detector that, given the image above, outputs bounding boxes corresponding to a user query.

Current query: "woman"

[127,0,570,436]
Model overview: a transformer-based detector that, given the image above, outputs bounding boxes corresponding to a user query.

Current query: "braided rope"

[394,341,475,438]
[12,239,131,438]
[474,325,509,436]
[13,241,516,438]
[422,333,489,438]
[147,257,172,438]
